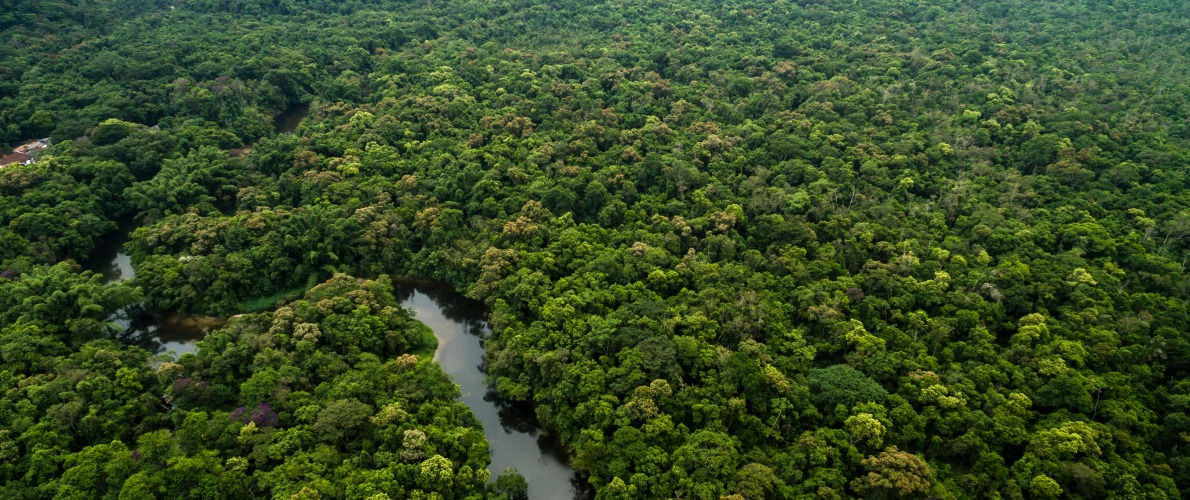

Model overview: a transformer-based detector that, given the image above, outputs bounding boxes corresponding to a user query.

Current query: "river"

[393,278,591,499]
[85,102,311,351]
[85,219,226,356]
[87,225,588,497]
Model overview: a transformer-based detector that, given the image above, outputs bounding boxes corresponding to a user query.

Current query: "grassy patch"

[410,322,438,358]
[239,286,307,314]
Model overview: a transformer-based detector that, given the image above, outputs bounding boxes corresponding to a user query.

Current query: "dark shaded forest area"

[0,0,1187,498]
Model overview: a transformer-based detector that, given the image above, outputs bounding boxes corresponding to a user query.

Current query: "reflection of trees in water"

[537,430,573,464]
[274,103,310,134]
[486,391,593,499]
[572,474,595,499]
[464,319,488,339]
[391,278,490,332]
[485,390,541,434]
[106,304,214,355]
[82,217,137,279]
[108,304,148,343]
[485,390,579,464]
[133,335,172,356]
[391,283,415,304]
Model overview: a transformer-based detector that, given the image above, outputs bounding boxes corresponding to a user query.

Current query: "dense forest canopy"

[0,0,1187,498]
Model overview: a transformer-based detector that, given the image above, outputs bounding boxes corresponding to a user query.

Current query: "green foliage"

[850,447,934,499]
[0,274,489,497]
[493,468,529,500]
[1,0,1188,497]
[807,365,888,411]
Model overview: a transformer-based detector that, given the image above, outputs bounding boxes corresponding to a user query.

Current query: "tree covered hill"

[0,0,1187,498]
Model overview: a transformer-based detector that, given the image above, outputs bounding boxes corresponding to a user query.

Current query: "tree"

[845,413,885,449]
[1029,474,1062,499]
[850,447,933,499]
[493,468,529,500]
[417,455,454,491]
[807,365,888,411]
[735,462,778,500]
[672,430,740,497]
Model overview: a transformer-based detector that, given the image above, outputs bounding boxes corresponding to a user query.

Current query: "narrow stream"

[393,278,591,499]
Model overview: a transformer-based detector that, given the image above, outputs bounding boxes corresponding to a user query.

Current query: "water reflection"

[393,277,591,500]
[87,219,137,283]
[85,229,591,496]
[275,103,310,134]
[129,312,226,356]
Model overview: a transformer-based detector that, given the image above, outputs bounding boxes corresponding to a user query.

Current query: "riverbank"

[394,278,592,499]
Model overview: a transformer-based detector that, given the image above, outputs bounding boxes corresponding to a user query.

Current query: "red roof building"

[1,138,49,168]
[0,152,31,167]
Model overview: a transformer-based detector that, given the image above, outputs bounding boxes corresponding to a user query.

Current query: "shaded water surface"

[392,278,591,500]
[86,218,136,283]
[275,103,309,134]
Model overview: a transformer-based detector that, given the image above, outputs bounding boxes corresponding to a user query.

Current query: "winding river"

[85,219,226,356]
[85,104,312,353]
[88,227,588,497]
